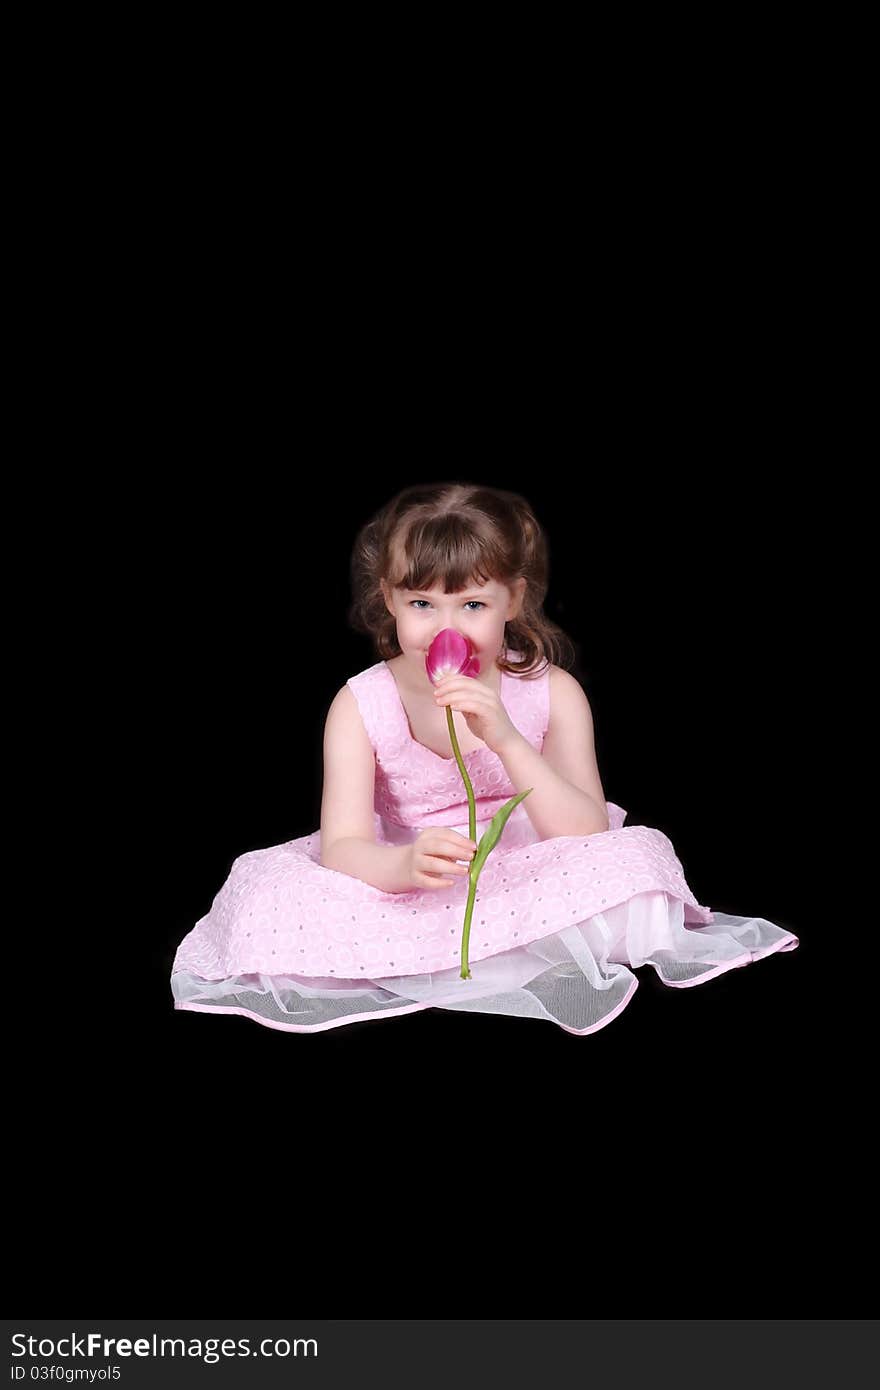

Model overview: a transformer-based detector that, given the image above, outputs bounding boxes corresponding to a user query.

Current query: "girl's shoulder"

[546,664,591,700]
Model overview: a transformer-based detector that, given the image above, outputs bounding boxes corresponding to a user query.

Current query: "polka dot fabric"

[170,654,799,1033]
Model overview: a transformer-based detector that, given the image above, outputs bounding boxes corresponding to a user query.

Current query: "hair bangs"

[389,512,503,595]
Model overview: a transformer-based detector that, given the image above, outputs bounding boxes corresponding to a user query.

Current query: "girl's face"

[380,575,526,685]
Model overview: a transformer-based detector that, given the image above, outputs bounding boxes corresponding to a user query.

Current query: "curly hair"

[347,481,580,680]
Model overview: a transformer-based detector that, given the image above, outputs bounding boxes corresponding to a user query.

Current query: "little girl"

[170,481,799,1034]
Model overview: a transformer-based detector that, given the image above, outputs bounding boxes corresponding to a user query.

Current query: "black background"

[24,193,861,1313]
[103,430,825,1303]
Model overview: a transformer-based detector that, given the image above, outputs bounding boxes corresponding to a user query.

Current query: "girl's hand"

[433,676,521,755]
[404,830,478,890]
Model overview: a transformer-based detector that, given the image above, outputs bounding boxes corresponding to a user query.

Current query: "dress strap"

[502,652,550,750]
[346,664,408,760]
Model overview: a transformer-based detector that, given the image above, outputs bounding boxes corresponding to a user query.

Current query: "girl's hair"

[348,481,580,680]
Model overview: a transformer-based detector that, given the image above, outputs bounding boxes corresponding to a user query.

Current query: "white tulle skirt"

[171,889,799,1036]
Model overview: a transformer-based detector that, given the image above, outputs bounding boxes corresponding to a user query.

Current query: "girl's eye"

[409,600,485,612]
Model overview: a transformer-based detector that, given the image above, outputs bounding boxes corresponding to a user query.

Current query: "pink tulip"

[424,628,480,684]
[425,629,531,980]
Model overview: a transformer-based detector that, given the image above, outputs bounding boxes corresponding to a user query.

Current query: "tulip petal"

[425,629,476,685]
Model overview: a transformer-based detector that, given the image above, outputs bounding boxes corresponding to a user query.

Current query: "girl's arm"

[497,731,609,838]
[322,837,414,893]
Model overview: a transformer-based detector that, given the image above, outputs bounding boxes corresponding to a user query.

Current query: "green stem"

[446,705,477,979]
[445,705,476,845]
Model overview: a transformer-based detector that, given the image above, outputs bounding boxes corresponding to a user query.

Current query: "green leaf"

[472,789,532,875]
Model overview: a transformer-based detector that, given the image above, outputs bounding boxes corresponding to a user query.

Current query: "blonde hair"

[347,481,579,679]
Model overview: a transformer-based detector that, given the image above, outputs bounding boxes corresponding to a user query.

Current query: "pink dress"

[170,654,799,1034]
